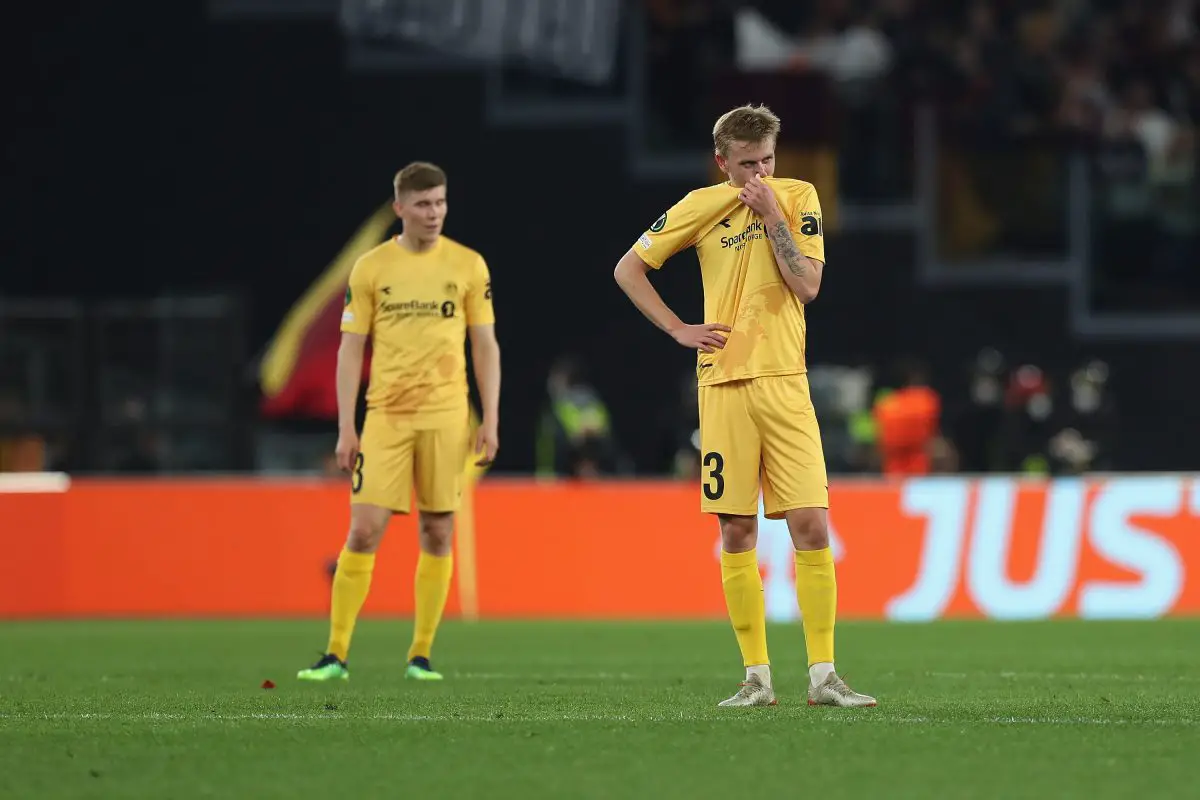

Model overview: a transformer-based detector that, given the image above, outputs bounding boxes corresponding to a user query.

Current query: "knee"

[419,512,454,557]
[719,514,757,553]
[787,509,829,552]
[346,518,387,554]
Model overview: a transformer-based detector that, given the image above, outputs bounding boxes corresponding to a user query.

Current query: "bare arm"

[337,333,367,435]
[613,249,731,353]
[333,332,368,471]
[613,249,686,334]
[764,213,823,303]
[468,323,501,425]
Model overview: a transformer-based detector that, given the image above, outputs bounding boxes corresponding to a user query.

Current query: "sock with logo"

[407,551,454,662]
[721,549,770,673]
[794,547,836,674]
[327,548,376,661]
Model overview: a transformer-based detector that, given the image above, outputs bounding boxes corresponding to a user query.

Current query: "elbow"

[613,262,630,286]
[614,252,647,288]
[796,284,819,304]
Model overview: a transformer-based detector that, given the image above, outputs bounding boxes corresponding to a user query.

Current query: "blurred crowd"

[650,0,1199,154]
[535,347,1116,480]
[649,0,1200,299]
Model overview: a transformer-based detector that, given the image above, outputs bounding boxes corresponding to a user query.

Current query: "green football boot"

[404,656,444,681]
[297,653,349,682]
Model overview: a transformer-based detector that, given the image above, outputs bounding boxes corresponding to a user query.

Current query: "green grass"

[1,619,1197,799]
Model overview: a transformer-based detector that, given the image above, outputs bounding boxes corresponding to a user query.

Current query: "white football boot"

[807,672,877,707]
[717,674,777,707]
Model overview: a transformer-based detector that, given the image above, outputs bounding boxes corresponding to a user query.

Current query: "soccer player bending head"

[613,104,875,709]
[298,161,501,684]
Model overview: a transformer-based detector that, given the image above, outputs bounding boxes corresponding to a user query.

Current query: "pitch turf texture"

[2,620,1197,799]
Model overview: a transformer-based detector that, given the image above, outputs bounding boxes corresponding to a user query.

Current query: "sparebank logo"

[380,298,456,320]
[720,220,765,251]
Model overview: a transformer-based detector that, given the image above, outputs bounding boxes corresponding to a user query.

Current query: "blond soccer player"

[298,162,500,682]
[613,105,875,708]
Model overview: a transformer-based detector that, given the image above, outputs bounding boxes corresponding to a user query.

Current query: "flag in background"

[258,202,395,420]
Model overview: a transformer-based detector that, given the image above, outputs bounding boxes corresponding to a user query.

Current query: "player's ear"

[714,151,727,172]
[392,198,404,217]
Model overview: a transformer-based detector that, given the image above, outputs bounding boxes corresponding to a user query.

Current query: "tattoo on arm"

[768,220,807,278]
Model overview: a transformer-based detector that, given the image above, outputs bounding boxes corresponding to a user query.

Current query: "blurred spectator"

[536,356,623,477]
[872,357,946,477]
[1051,358,1115,473]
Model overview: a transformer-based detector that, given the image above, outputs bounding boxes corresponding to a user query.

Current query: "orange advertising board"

[1,476,1197,620]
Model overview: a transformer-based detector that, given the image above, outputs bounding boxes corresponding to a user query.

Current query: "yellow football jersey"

[634,178,825,386]
[341,236,494,424]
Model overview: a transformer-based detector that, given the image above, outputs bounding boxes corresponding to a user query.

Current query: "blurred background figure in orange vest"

[873,359,952,477]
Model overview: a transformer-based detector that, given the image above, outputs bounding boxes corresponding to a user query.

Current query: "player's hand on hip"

[335,431,360,472]
[739,173,782,220]
[475,418,499,467]
[671,323,731,354]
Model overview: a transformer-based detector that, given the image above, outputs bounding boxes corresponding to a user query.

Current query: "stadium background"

[4,0,1198,622]
[4,0,1200,617]
[3,3,1198,797]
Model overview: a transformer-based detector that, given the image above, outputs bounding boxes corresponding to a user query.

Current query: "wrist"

[763,209,786,226]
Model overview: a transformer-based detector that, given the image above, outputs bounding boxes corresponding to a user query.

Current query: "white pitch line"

[0,712,1195,727]
[927,671,1200,683]
[453,672,648,681]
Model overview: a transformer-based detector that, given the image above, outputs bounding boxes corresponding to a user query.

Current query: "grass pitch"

[1,619,1196,799]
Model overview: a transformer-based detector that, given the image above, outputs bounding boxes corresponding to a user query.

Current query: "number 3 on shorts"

[351,453,365,494]
[703,451,724,500]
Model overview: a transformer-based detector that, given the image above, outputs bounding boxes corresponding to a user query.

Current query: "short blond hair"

[393,161,447,200]
[712,104,781,156]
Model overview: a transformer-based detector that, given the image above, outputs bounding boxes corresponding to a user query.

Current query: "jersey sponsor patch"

[649,212,667,233]
[798,213,823,236]
[638,233,653,250]
[342,311,355,323]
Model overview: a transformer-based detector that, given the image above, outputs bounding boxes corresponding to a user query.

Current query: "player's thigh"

[752,374,829,519]
[353,412,416,514]
[698,381,761,516]
[413,420,470,514]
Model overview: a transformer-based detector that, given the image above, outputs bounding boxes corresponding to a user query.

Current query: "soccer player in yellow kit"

[298,162,500,683]
[614,105,875,708]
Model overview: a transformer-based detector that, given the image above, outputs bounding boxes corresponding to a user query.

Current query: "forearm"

[614,258,684,334]
[336,343,364,433]
[472,339,502,422]
[764,213,820,302]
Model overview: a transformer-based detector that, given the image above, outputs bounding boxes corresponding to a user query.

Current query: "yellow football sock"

[407,551,454,662]
[795,547,836,666]
[327,548,376,661]
[721,549,769,667]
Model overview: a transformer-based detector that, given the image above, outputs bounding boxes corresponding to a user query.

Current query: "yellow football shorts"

[697,372,829,519]
[351,410,470,514]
